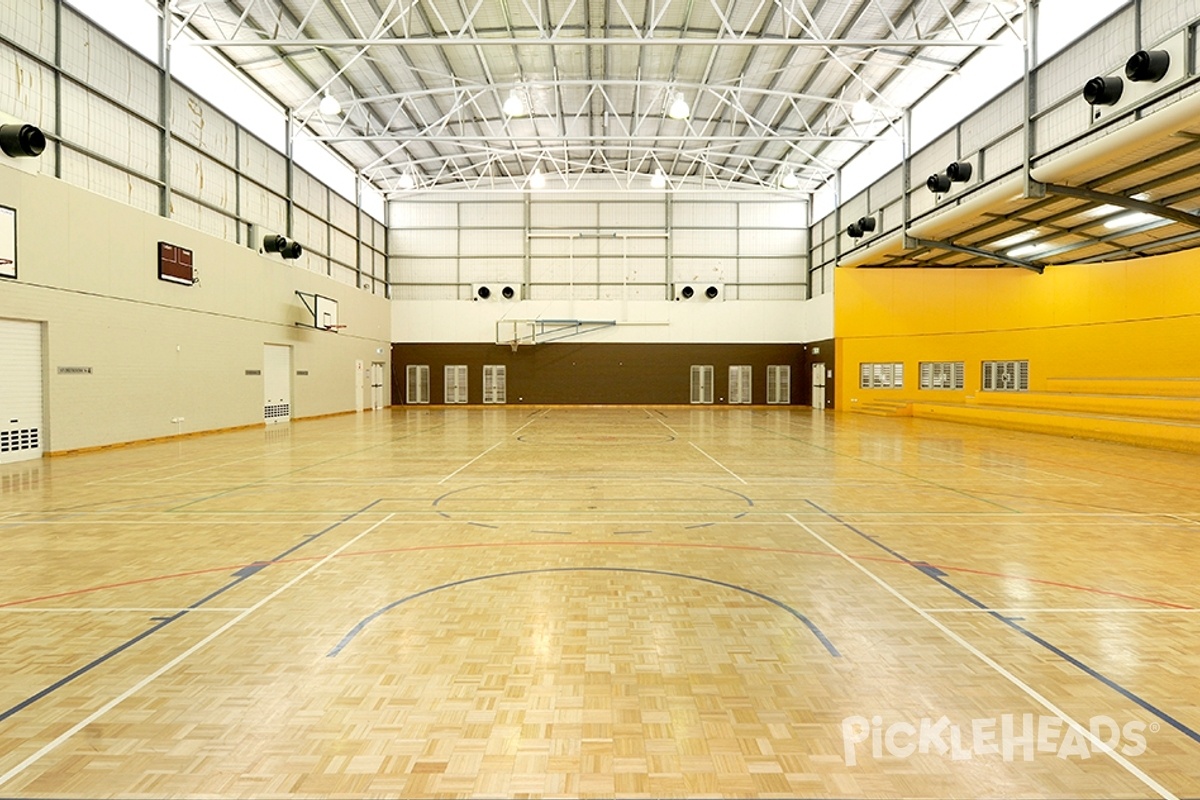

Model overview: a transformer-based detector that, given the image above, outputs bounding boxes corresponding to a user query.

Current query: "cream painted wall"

[390,293,833,345]
[0,162,392,453]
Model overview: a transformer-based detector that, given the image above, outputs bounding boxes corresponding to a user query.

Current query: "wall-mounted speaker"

[263,234,302,260]
[472,283,520,301]
[926,173,951,194]
[946,161,973,182]
[0,124,45,158]
[1125,49,1170,82]
[1083,75,1124,106]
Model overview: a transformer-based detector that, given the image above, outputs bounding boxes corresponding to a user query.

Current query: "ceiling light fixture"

[780,171,800,190]
[318,93,342,116]
[398,171,416,190]
[650,168,667,189]
[528,169,546,189]
[1007,242,1046,258]
[851,95,874,123]
[1105,211,1162,230]
[503,89,527,117]
[667,92,690,120]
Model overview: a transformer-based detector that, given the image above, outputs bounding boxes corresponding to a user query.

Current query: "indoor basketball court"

[1,407,1197,798]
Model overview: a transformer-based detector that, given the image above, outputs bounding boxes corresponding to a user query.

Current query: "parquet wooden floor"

[0,407,1198,799]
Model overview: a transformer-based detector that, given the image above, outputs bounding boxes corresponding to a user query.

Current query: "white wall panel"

[391,202,458,228]
[739,201,804,228]
[170,193,237,243]
[530,201,597,229]
[59,81,159,178]
[171,91,236,168]
[294,207,328,255]
[330,194,357,236]
[738,228,805,257]
[596,237,666,257]
[458,200,524,227]
[673,229,737,256]
[1142,0,1200,45]
[598,201,666,228]
[673,202,736,227]
[392,228,459,256]
[0,0,55,59]
[170,143,236,210]
[59,148,159,215]
[330,228,357,267]
[597,258,667,284]
[1037,9,1135,112]
[529,235,598,257]
[61,12,159,122]
[241,181,288,235]
[459,258,524,283]
[672,257,731,282]
[239,131,288,193]
[391,257,457,284]
[0,45,56,134]
[962,84,1022,154]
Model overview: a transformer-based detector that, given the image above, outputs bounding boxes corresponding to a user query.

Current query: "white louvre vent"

[444,365,468,403]
[920,362,965,391]
[483,365,507,404]
[690,365,714,404]
[982,360,1029,392]
[859,362,904,389]
[0,428,40,453]
[766,365,791,404]
[729,365,752,404]
[264,404,290,419]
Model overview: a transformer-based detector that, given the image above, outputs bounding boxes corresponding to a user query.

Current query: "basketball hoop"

[509,339,520,353]
[324,324,347,333]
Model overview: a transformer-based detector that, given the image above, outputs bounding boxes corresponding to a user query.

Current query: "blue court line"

[327,566,840,658]
[804,499,1200,746]
[0,500,383,725]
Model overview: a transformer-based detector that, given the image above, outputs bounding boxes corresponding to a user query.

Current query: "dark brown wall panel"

[392,342,834,407]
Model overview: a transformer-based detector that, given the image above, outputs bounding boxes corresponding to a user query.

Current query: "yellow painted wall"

[833,250,1200,409]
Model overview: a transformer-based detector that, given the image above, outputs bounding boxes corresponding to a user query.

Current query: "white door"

[355,359,365,411]
[728,365,752,404]
[766,365,791,404]
[406,365,430,404]
[263,344,292,424]
[812,363,826,410]
[0,319,43,463]
[690,365,714,404]
[370,363,385,409]
[444,365,468,403]
[482,365,506,404]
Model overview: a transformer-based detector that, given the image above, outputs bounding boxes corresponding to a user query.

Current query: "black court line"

[0,500,383,726]
[805,499,1200,747]
[327,566,841,658]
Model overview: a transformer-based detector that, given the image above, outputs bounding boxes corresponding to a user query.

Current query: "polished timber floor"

[0,406,1198,800]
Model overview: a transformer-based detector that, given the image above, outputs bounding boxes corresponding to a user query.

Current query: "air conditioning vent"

[264,403,290,419]
[0,427,39,453]
[472,284,521,301]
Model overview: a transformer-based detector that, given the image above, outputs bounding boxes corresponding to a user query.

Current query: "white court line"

[0,512,396,791]
[437,442,504,485]
[646,409,680,437]
[923,608,1198,614]
[786,514,1179,800]
[0,608,251,614]
[436,411,546,485]
[689,443,748,485]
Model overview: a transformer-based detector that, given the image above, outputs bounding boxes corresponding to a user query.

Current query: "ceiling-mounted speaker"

[1083,75,1124,106]
[0,123,46,158]
[946,161,973,182]
[857,215,877,233]
[847,222,863,239]
[926,173,951,193]
[1125,49,1170,82]
[262,234,290,253]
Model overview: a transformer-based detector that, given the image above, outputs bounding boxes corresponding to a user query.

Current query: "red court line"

[0,539,1190,610]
